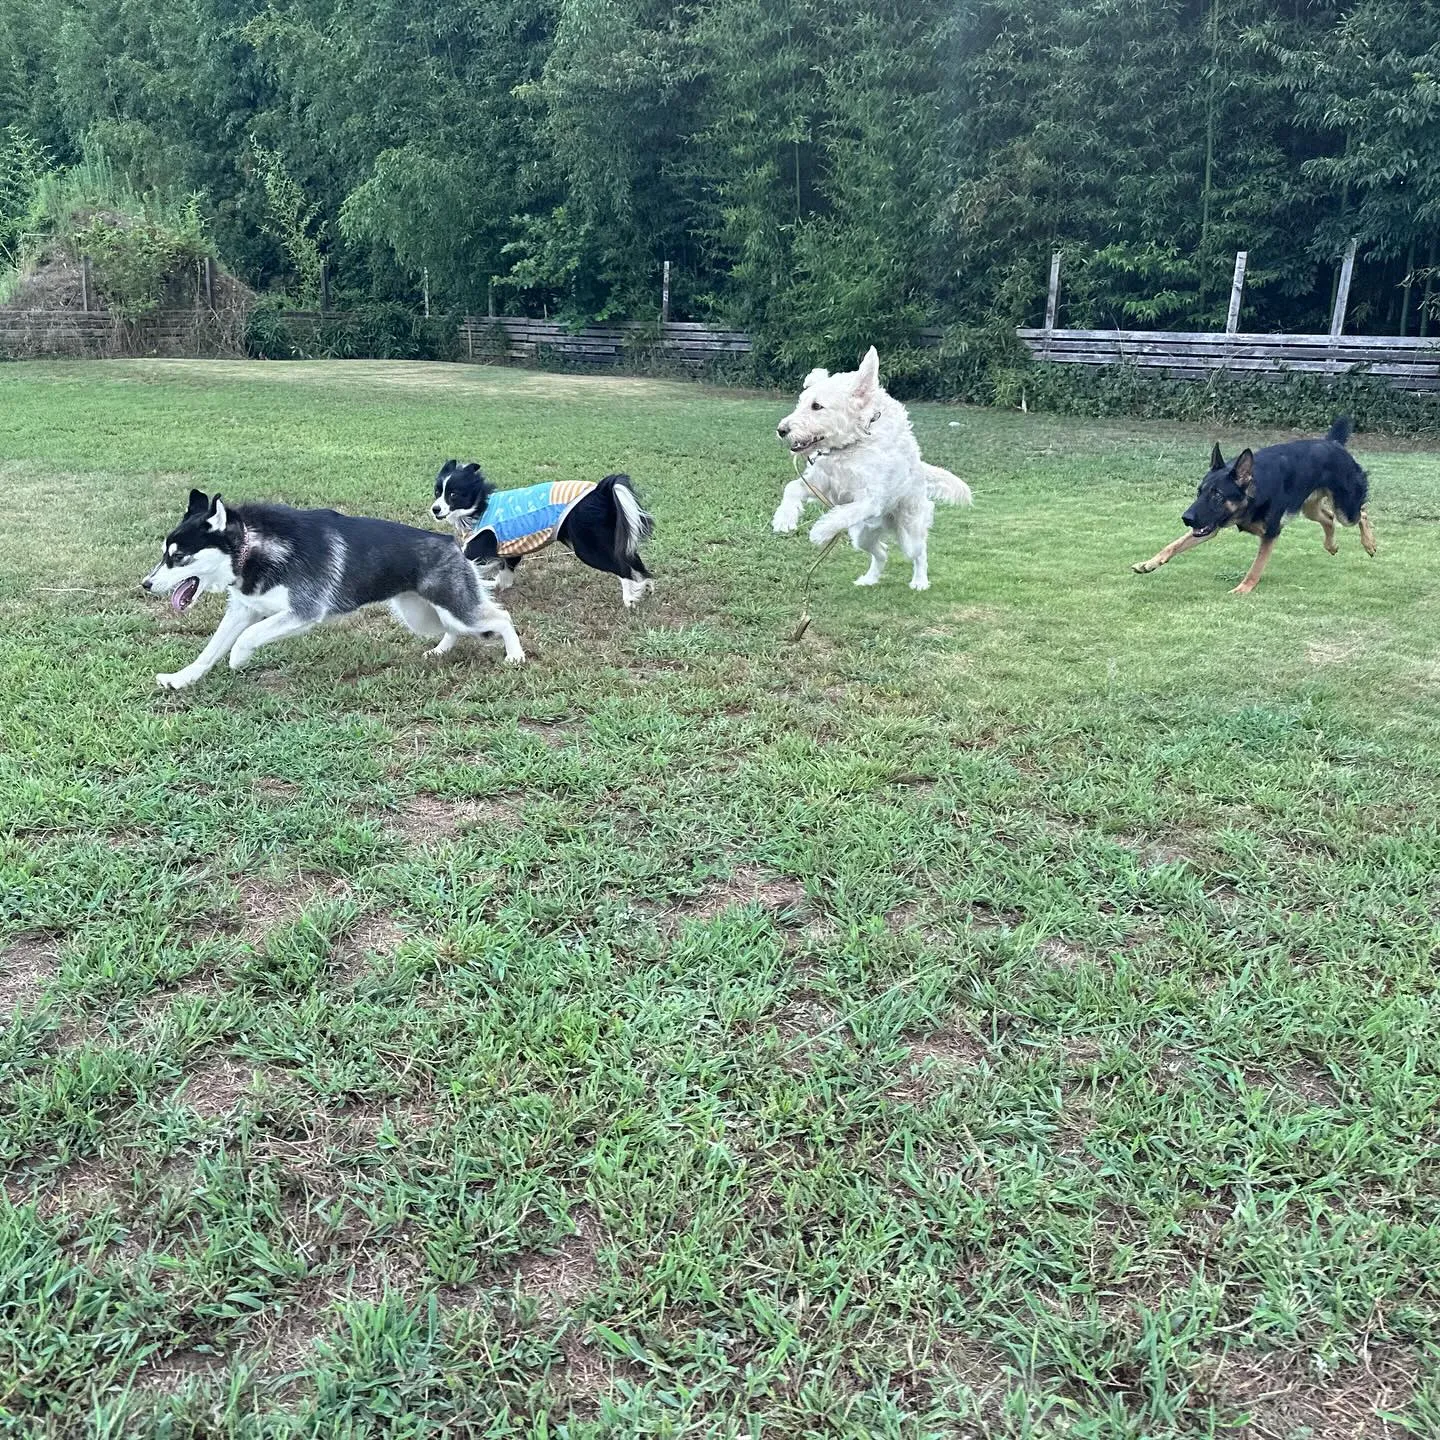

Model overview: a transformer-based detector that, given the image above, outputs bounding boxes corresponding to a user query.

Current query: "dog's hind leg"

[852,525,888,586]
[1133,530,1214,574]
[1230,536,1277,595]
[1302,493,1339,555]
[433,602,526,665]
[896,509,931,591]
[389,593,447,640]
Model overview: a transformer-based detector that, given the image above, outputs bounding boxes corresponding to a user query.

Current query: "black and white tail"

[600,473,654,558]
[1327,415,1352,447]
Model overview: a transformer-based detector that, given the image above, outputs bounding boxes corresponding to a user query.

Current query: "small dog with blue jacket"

[431,462,654,607]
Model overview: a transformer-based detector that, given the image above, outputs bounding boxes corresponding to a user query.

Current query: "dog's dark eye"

[810,401,823,411]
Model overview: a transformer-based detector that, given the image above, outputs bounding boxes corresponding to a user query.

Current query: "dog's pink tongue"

[171,577,200,613]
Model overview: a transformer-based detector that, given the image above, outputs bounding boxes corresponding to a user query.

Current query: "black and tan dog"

[1133,417,1376,594]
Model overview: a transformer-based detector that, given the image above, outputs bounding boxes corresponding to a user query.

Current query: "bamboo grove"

[0,1,1436,370]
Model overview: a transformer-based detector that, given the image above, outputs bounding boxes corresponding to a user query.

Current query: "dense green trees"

[0,0,1435,367]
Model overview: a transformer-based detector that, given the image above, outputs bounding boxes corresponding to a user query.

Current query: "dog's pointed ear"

[1232,450,1255,492]
[803,366,830,388]
[852,346,880,402]
[440,459,456,474]
[1210,443,1224,471]
[186,488,210,517]
[207,495,228,532]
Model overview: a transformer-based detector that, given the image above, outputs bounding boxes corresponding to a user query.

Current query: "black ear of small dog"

[1210,443,1224,471]
[1232,450,1255,488]
[186,488,209,517]
[440,459,457,474]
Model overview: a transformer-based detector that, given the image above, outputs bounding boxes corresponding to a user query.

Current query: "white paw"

[156,671,194,691]
[228,648,253,671]
[504,649,526,665]
[808,524,835,548]
[772,508,800,534]
[909,577,931,591]
[854,573,882,587]
[492,568,515,590]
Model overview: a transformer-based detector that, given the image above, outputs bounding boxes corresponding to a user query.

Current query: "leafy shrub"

[244,300,461,361]
[1018,360,1440,437]
[244,298,298,359]
[72,200,211,317]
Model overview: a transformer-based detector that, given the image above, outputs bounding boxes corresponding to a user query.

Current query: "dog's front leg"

[156,596,255,690]
[1230,536,1276,595]
[772,478,813,533]
[228,611,316,670]
[1132,530,1213,574]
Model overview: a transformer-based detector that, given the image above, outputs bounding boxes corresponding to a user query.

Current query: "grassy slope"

[0,359,1437,1439]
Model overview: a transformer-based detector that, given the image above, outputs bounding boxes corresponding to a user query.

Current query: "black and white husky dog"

[142,489,525,689]
[430,461,654,608]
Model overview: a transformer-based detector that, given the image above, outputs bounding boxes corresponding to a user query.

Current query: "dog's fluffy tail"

[922,462,974,506]
[599,473,654,557]
[1327,415,1353,447]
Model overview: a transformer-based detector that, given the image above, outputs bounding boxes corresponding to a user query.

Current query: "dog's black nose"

[141,577,153,591]
[777,421,790,437]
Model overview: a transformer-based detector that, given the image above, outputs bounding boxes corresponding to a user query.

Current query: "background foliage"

[0,1,1437,373]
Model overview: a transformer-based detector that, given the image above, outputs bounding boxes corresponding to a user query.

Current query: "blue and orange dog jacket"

[471,480,596,557]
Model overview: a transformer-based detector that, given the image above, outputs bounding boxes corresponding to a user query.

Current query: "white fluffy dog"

[772,346,972,590]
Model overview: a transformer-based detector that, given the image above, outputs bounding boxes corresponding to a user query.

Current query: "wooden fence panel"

[1016,327,1440,392]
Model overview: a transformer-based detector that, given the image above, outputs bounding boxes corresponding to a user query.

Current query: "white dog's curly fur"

[772,346,972,590]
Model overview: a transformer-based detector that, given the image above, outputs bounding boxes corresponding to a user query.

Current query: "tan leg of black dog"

[1132,530,1216,574]
[1231,536,1276,595]
[1359,506,1377,556]
[1302,493,1339,555]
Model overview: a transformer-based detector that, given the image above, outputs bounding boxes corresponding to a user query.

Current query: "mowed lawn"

[1,359,1438,1439]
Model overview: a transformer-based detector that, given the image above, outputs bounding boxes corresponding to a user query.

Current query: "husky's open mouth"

[171,576,201,613]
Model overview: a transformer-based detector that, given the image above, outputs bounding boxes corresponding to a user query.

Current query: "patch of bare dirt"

[174,1056,268,1119]
[775,996,845,1074]
[332,913,407,980]
[966,904,1021,936]
[247,1242,428,1380]
[1286,1061,1340,1108]
[519,718,575,748]
[671,865,808,925]
[888,1028,988,1101]
[254,777,301,802]
[383,793,512,844]
[131,1348,225,1394]
[514,1208,602,1321]
[1,933,57,1011]
[1038,936,1088,969]
[556,1330,648,1417]
[1200,1346,1418,1439]
[34,1156,131,1221]
[230,875,342,946]
[1305,636,1368,667]
[1114,833,1196,868]
[1063,1036,1106,1068]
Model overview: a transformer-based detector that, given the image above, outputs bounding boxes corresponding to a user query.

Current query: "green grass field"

[1,359,1438,1438]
